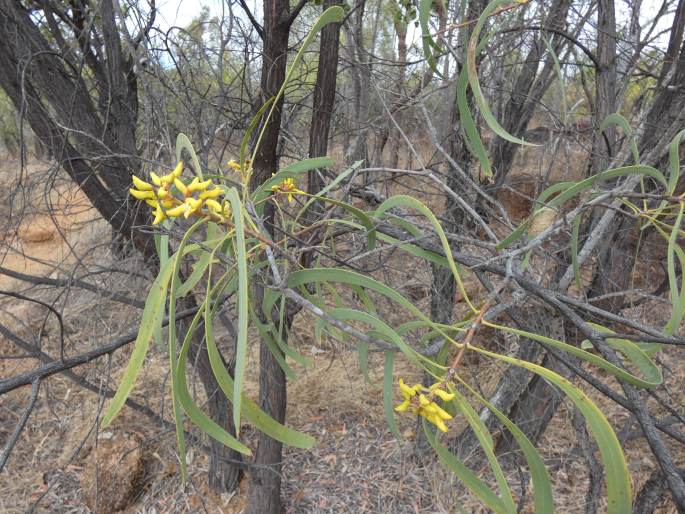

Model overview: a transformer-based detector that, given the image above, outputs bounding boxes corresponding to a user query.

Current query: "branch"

[238,0,264,39]
[0,379,40,473]
[0,304,202,396]
[0,266,145,309]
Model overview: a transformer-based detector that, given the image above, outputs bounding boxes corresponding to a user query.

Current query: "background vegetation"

[0,0,684,512]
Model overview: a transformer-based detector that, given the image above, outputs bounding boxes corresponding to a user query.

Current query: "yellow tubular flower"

[271,177,305,203]
[164,205,186,218]
[199,187,222,200]
[227,159,241,170]
[431,403,453,421]
[188,178,213,193]
[130,189,155,200]
[183,197,203,218]
[427,413,449,433]
[147,199,175,209]
[132,175,153,191]
[205,199,222,213]
[394,399,411,413]
[150,172,162,187]
[152,207,166,225]
[156,187,170,199]
[171,161,184,178]
[431,388,456,402]
[399,378,417,399]
[174,178,189,196]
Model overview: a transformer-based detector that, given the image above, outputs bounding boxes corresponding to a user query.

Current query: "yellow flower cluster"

[271,177,305,203]
[129,161,230,224]
[395,379,455,433]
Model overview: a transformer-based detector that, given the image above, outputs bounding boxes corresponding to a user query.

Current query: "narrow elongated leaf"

[101,256,177,428]
[456,378,555,513]
[423,423,511,514]
[601,113,640,164]
[251,6,344,161]
[467,0,535,146]
[375,195,476,313]
[226,188,250,435]
[449,387,516,512]
[474,346,631,514]
[176,133,203,179]
[419,0,444,76]
[457,65,492,177]
[485,321,661,388]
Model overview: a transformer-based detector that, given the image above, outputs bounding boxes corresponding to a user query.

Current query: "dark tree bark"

[246,1,292,512]
[306,0,341,210]
[488,0,573,187]
[589,0,617,174]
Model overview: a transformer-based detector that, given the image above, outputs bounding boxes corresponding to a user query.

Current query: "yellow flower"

[399,378,420,399]
[429,383,456,402]
[132,175,153,191]
[164,204,187,218]
[150,172,162,187]
[129,188,155,200]
[174,178,189,196]
[271,177,305,203]
[187,177,213,193]
[199,187,222,200]
[395,379,454,433]
[205,198,222,213]
[395,399,411,412]
[227,159,241,171]
[152,206,166,225]
[182,197,203,218]
[146,199,175,209]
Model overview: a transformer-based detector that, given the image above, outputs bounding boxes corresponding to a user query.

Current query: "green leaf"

[456,378,555,513]
[474,346,632,514]
[423,423,511,514]
[175,305,252,456]
[176,222,220,297]
[571,213,582,289]
[449,386,516,512]
[457,65,492,177]
[202,279,315,449]
[375,194,476,313]
[583,322,662,387]
[250,6,344,161]
[176,133,203,179]
[297,160,363,221]
[101,256,177,428]
[225,187,250,436]
[467,0,535,147]
[419,0,444,76]
[486,321,661,388]
[666,202,685,336]
[601,113,640,164]
[667,129,685,195]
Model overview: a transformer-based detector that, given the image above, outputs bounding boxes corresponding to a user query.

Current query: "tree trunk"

[589,0,617,174]
[246,1,291,512]
[488,0,573,187]
[307,0,341,199]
